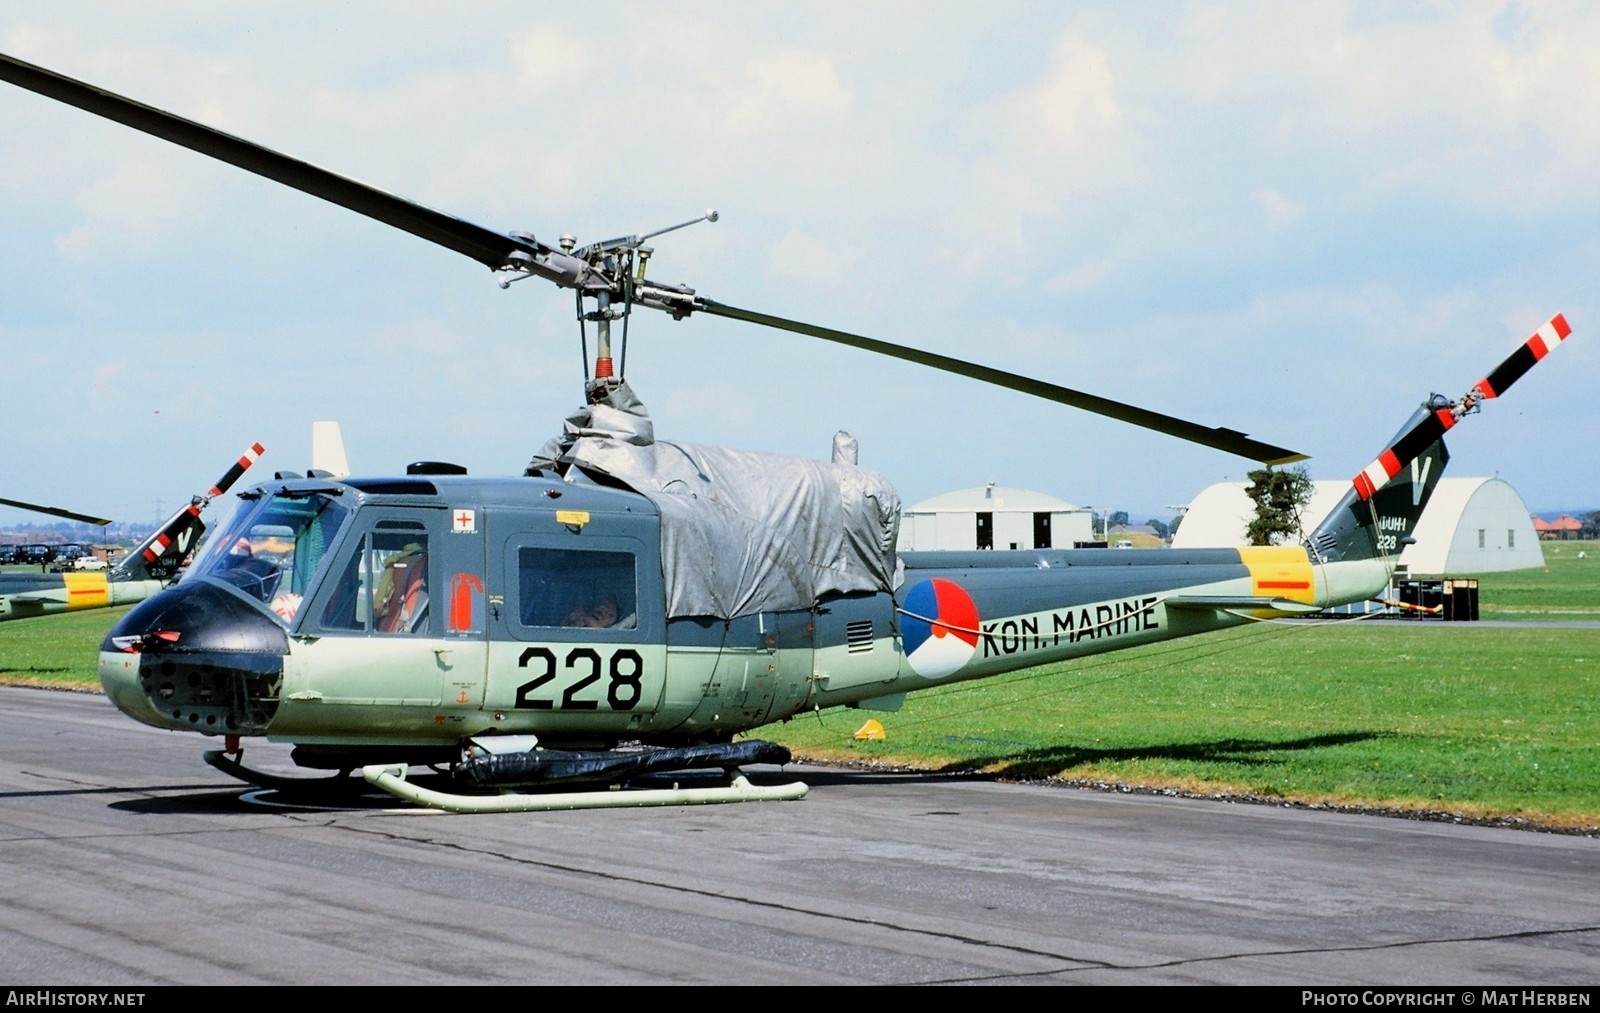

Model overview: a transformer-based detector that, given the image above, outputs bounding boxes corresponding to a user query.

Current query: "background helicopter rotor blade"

[139,441,265,566]
[695,299,1308,466]
[0,497,112,527]
[1350,314,1571,500]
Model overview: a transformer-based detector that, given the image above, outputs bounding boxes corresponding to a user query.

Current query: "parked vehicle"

[47,544,90,572]
[17,544,51,567]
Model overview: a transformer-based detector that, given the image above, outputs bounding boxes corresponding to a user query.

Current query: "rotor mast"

[528,212,720,403]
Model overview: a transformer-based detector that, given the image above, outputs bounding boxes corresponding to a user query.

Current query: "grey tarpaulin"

[527,381,902,620]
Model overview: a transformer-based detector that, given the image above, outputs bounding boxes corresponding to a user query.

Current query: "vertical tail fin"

[111,503,210,582]
[1307,408,1449,564]
[311,421,350,479]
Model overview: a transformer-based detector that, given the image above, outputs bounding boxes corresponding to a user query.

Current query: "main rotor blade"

[0,497,112,526]
[696,299,1307,465]
[0,49,1303,469]
[0,52,534,271]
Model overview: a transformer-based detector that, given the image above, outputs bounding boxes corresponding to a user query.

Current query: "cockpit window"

[318,521,432,635]
[518,547,637,630]
[188,492,351,622]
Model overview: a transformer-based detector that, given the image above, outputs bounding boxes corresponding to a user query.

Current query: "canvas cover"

[527,381,902,620]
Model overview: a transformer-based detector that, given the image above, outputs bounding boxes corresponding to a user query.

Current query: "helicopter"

[0,52,1572,813]
[0,443,263,623]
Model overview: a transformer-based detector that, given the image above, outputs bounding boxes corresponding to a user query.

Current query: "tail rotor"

[1350,314,1571,501]
[116,442,266,581]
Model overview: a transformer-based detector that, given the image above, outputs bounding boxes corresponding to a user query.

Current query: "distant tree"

[1148,517,1170,540]
[1244,465,1313,546]
[1109,510,1129,527]
[1585,510,1600,539]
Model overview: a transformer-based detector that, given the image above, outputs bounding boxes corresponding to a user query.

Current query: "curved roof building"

[1171,477,1542,574]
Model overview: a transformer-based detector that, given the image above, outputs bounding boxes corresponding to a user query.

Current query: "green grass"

[1475,540,1600,620]
[3,542,1597,831]
[760,619,1600,830]
[0,605,124,689]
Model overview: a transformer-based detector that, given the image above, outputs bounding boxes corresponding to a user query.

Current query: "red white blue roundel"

[902,578,980,679]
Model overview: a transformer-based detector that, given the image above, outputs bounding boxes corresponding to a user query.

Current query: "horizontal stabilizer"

[1165,595,1324,615]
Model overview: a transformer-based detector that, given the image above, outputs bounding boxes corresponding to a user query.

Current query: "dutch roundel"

[901,578,980,679]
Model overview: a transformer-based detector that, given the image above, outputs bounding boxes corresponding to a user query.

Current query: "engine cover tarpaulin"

[528,381,901,619]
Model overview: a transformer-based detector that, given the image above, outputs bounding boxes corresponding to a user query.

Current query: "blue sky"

[2,1,1596,533]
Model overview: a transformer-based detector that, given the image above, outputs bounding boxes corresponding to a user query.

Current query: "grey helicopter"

[0,51,1571,812]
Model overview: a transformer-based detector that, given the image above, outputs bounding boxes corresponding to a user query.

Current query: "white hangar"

[898,484,1095,551]
[1170,476,1543,574]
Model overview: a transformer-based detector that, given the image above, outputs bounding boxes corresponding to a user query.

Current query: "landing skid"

[203,748,809,812]
[362,762,810,814]
[203,749,374,801]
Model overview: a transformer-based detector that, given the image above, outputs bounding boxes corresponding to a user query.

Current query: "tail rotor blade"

[1471,313,1571,401]
[1351,314,1571,500]
[138,504,206,566]
[206,442,266,504]
[1351,405,1458,501]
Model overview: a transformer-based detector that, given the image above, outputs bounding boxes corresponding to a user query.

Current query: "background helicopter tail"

[311,420,350,479]
[109,442,265,584]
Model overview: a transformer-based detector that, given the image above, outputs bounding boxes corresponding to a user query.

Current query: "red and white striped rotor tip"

[206,441,266,500]
[1349,313,1572,501]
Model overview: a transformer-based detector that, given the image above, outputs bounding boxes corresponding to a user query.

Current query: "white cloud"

[1,2,1595,521]
[1254,189,1305,229]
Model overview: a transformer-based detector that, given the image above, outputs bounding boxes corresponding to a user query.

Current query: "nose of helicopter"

[99,579,290,736]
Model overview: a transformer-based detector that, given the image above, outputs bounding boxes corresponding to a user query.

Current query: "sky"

[2,1,1597,536]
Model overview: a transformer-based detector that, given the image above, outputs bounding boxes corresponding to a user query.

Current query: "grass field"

[2,542,1597,831]
[1475,539,1600,620]
[761,617,1599,830]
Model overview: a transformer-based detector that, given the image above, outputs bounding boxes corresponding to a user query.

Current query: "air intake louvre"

[846,620,874,653]
[1313,532,1340,560]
